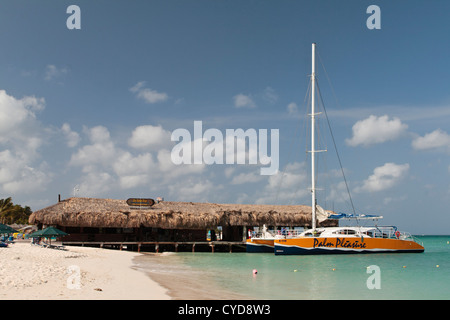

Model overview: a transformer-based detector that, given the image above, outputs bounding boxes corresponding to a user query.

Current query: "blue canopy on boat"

[328,212,383,220]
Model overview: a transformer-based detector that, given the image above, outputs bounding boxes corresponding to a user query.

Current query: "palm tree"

[0,197,14,224]
[0,198,32,224]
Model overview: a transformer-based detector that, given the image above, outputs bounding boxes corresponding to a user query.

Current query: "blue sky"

[1,1,450,234]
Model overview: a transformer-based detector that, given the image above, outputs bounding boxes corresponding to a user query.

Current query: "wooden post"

[155,244,159,253]
[175,243,178,253]
[192,243,195,253]
[138,243,141,253]
[229,243,232,253]
[211,244,215,253]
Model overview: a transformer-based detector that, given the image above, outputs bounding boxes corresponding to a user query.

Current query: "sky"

[1,0,450,234]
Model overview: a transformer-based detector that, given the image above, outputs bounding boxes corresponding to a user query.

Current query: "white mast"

[311,43,317,231]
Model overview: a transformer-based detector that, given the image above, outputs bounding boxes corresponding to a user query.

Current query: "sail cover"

[316,205,334,223]
[315,205,383,221]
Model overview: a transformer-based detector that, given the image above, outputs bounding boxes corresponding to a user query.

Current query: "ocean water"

[134,236,450,300]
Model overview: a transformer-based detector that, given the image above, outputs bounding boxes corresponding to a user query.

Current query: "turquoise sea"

[134,236,450,300]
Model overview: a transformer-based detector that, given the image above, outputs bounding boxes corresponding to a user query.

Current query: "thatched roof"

[29,197,337,229]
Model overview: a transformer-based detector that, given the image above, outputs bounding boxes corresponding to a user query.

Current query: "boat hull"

[274,237,424,255]
[246,239,275,253]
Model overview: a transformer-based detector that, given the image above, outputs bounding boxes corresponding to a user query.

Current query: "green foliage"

[0,197,32,224]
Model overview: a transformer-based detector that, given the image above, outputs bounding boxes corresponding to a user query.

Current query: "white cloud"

[0,150,51,193]
[61,123,80,148]
[287,102,298,115]
[263,87,278,104]
[0,90,45,140]
[0,90,50,194]
[255,162,309,204]
[68,123,208,195]
[412,129,450,152]
[112,152,154,189]
[157,148,205,179]
[69,126,116,168]
[346,115,408,147]
[355,162,410,193]
[230,171,264,185]
[128,125,171,150]
[168,178,216,201]
[75,171,115,197]
[233,93,256,108]
[130,81,168,104]
[44,65,68,81]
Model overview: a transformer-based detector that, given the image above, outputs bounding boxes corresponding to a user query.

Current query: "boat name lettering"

[313,238,367,249]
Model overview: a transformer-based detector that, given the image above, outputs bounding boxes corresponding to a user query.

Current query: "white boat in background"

[246,225,301,253]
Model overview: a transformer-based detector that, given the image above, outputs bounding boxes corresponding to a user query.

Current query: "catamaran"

[273,43,424,255]
[246,225,301,253]
[248,43,424,255]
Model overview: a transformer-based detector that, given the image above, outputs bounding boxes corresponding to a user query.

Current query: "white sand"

[0,241,170,300]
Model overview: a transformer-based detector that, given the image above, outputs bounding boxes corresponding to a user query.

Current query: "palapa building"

[29,197,337,251]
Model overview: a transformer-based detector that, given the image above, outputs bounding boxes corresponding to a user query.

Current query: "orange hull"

[274,236,424,255]
[246,239,275,253]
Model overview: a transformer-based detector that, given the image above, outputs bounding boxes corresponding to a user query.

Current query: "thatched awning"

[29,197,338,229]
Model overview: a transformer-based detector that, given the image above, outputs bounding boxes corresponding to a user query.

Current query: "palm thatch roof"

[29,197,337,229]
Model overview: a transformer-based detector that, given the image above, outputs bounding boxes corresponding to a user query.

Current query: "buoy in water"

[252,269,258,275]
[436,265,440,268]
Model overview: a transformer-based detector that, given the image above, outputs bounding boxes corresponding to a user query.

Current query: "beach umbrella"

[35,227,68,245]
[0,223,18,234]
[39,226,68,237]
[28,229,44,238]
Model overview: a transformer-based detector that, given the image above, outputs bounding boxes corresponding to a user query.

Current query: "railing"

[366,227,416,241]
[250,229,303,239]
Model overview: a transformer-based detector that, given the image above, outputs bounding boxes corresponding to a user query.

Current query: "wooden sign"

[126,198,155,207]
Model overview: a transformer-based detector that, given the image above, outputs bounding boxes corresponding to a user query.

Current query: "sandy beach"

[0,241,170,300]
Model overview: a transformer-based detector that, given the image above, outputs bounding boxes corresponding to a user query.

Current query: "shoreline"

[133,252,254,300]
[0,241,170,300]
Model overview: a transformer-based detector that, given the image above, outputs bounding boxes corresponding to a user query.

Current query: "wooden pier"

[63,241,247,253]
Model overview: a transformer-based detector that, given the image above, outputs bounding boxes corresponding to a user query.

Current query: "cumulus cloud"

[230,171,264,185]
[75,171,115,197]
[233,93,256,108]
[130,81,168,104]
[61,123,80,148]
[69,126,116,168]
[167,178,217,202]
[411,129,450,152]
[355,162,410,193]
[255,162,309,204]
[44,65,68,81]
[0,150,51,193]
[128,125,171,150]
[0,90,50,194]
[0,90,45,140]
[346,115,408,147]
[112,152,154,189]
[68,123,207,196]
